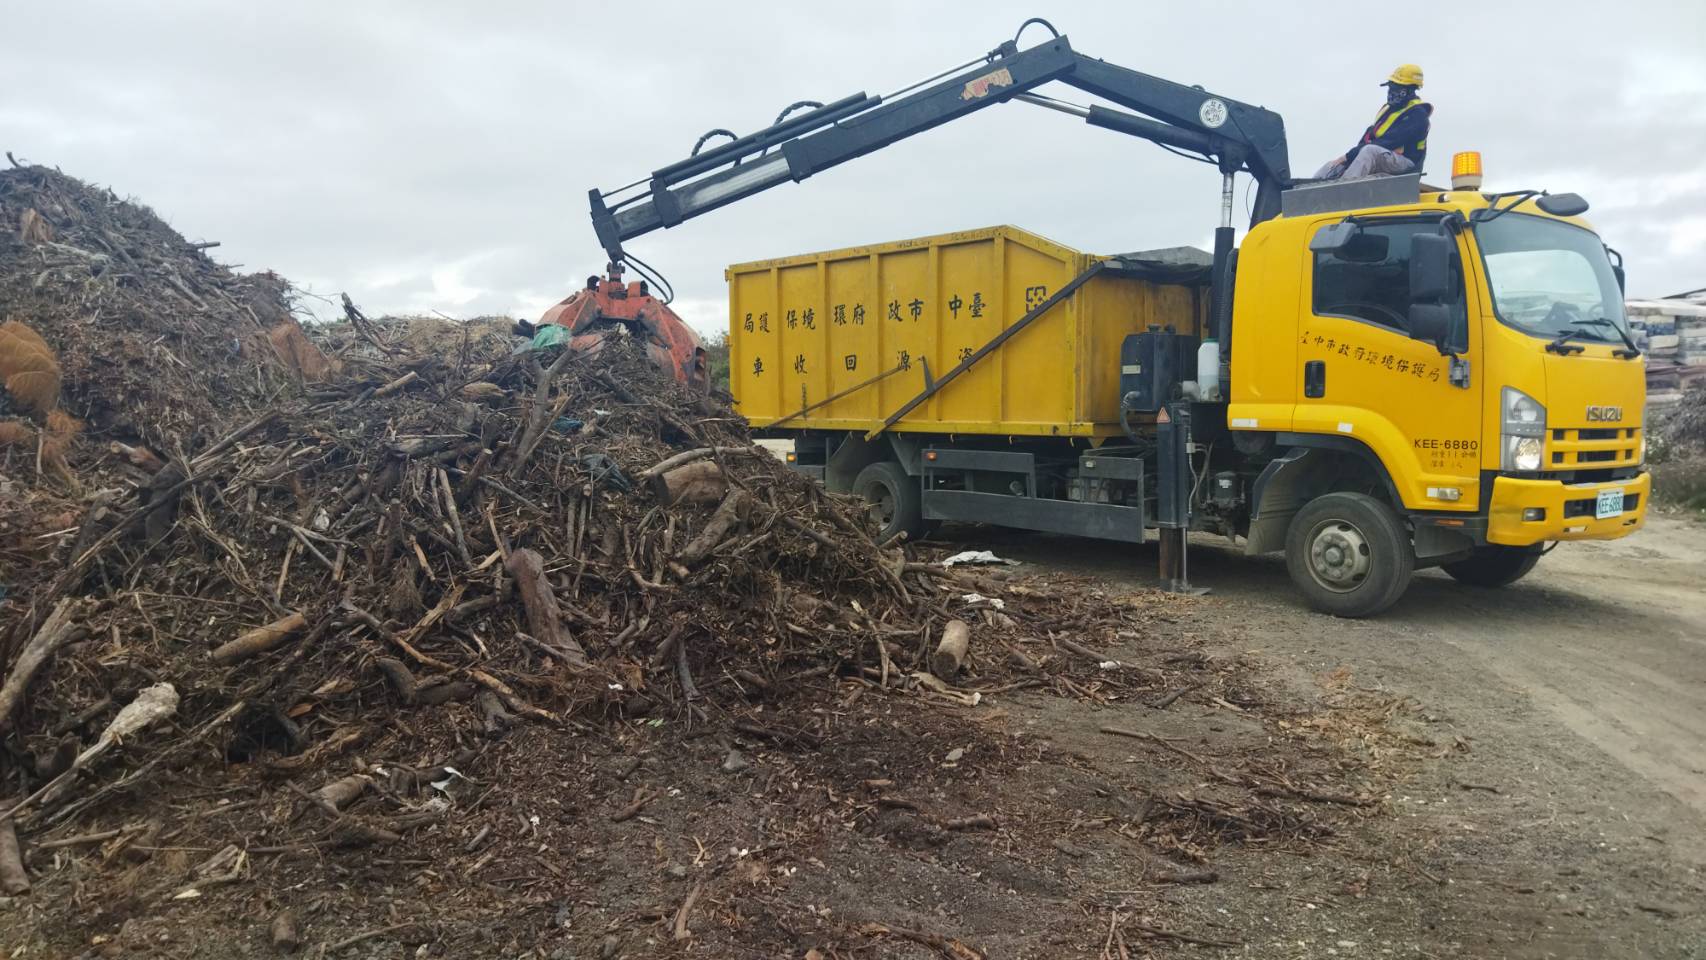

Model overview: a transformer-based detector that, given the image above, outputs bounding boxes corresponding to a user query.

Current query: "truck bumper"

[1486,472,1649,546]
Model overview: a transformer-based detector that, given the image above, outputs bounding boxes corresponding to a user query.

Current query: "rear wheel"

[1442,545,1541,588]
[853,461,923,544]
[1285,492,1414,618]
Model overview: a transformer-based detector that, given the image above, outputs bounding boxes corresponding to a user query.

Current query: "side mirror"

[1536,193,1589,217]
[1607,246,1626,294]
[1408,303,1453,354]
[1409,233,1455,303]
[1409,232,1458,356]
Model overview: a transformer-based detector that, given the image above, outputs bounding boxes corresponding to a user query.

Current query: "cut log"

[270,908,303,953]
[504,548,589,667]
[0,817,27,894]
[676,489,751,567]
[459,382,505,402]
[311,774,371,814]
[210,612,306,666]
[648,460,726,506]
[414,679,477,706]
[638,445,759,480]
[931,620,972,680]
[375,656,418,704]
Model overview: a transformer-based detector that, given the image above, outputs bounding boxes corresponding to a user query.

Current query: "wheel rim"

[1305,517,1372,593]
[865,486,896,529]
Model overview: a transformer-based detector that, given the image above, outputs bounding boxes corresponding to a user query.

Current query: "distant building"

[1629,290,1706,405]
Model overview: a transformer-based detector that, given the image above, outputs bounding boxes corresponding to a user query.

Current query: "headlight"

[1504,436,1543,472]
[1501,387,1547,471]
[1501,386,1545,438]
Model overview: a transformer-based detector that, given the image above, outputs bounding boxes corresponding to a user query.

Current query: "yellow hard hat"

[1383,64,1424,88]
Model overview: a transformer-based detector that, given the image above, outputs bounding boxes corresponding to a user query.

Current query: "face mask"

[1387,85,1413,108]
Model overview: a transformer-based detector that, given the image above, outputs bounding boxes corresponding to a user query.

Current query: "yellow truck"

[586,21,1647,615]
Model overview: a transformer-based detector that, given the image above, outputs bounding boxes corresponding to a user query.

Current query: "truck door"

[1294,218,1482,511]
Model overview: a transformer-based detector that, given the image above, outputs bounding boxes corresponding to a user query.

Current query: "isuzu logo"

[1585,405,1623,422]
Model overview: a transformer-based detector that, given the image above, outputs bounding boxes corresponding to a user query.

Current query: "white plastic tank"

[1196,339,1221,401]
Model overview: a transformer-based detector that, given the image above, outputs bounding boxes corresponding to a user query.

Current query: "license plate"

[1595,488,1625,519]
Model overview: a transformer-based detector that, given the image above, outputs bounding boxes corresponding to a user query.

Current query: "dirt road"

[958,513,1706,957]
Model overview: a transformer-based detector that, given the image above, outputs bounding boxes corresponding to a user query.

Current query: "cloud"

[5,0,1702,326]
[1663,218,1706,258]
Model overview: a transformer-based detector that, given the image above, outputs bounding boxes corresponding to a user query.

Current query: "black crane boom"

[589,29,1292,265]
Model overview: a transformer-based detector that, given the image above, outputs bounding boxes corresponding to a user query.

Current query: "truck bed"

[726,225,1207,438]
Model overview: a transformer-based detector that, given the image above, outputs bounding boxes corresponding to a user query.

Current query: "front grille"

[1547,426,1640,470]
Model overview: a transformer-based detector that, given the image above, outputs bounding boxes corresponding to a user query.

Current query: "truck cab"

[1227,175,1647,614]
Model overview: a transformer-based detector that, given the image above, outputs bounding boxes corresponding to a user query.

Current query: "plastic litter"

[941,550,1018,567]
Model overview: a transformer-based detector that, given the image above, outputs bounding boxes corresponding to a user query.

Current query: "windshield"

[1475,213,1626,342]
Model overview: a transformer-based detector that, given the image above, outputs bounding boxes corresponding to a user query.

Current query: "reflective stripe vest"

[1363,99,1430,170]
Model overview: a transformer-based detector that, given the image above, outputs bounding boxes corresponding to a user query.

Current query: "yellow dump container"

[727,225,1205,438]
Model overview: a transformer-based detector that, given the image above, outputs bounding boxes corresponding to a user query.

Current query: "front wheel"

[1285,492,1414,618]
[1442,545,1541,588]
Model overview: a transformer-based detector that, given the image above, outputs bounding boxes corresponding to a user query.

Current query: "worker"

[1314,65,1432,181]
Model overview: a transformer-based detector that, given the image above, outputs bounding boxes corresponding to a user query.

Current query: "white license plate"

[1595,488,1625,519]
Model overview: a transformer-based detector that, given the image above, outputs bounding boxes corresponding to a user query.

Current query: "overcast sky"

[7,1,1704,332]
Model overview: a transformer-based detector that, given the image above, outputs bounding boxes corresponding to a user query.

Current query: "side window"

[1313,223,1458,334]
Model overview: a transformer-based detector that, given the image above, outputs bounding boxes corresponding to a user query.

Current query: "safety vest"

[1366,99,1430,168]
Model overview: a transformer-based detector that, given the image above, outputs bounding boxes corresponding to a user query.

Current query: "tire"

[1442,545,1541,588]
[852,461,924,544]
[1285,492,1414,618]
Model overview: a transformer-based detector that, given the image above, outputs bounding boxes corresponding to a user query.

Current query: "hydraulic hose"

[1013,17,1060,42]
[690,129,737,157]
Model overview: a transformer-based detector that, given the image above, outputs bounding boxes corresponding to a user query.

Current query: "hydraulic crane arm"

[589,26,1292,265]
